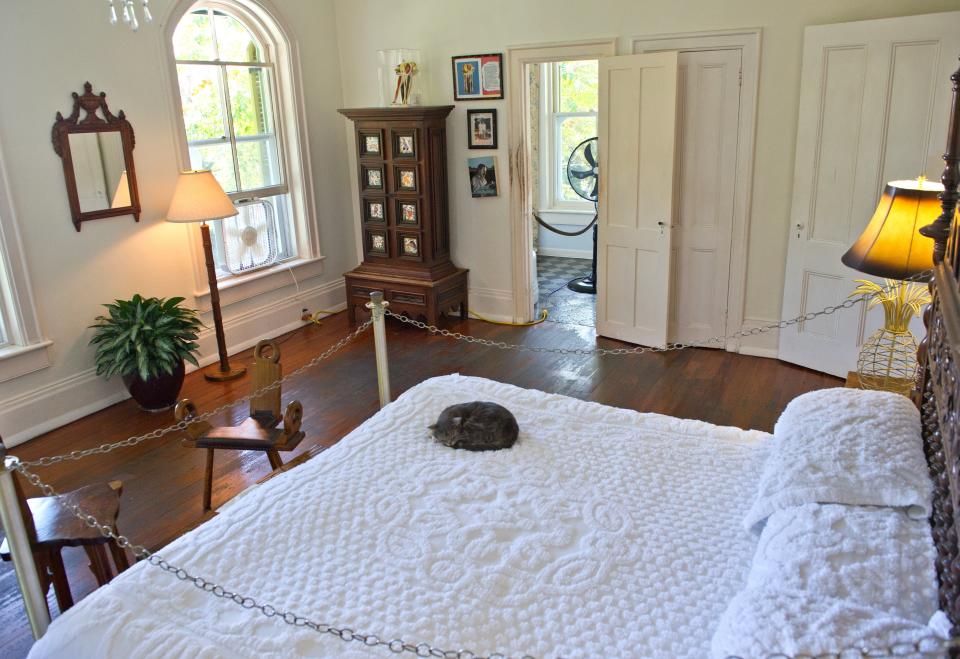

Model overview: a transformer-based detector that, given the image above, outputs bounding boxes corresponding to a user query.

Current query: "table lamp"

[166,170,246,382]
[841,177,939,395]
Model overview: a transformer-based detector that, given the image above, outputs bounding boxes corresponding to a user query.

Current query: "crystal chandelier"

[107,1,153,31]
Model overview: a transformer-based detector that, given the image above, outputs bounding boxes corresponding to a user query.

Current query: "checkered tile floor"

[537,255,595,327]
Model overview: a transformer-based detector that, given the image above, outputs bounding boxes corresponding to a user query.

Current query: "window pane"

[177,64,227,142]
[557,60,598,113]
[558,116,597,201]
[214,11,263,62]
[237,138,281,190]
[188,142,237,193]
[226,66,275,136]
[173,10,215,61]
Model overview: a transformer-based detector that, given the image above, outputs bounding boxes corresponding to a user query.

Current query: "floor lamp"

[166,170,246,382]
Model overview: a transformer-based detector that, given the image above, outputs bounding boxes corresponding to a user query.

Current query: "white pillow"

[747,503,938,624]
[710,587,946,659]
[743,388,931,530]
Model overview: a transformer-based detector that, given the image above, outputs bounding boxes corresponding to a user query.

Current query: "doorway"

[533,58,599,328]
[508,34,759,351]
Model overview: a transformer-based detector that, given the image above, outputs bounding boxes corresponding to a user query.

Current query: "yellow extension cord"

[307,308,550,327]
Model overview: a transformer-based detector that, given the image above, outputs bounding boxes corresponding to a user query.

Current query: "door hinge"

[738,68,743,87]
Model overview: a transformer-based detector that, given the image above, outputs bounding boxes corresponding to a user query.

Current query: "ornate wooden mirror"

[52,82,140,231]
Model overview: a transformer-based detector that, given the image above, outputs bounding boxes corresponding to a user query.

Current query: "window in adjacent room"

[171,3,307,277]
[540,59,599,211]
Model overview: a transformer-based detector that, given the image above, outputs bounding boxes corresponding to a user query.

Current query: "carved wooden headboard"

[918,58,960,637]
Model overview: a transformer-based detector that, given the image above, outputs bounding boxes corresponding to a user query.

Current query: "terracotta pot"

[122,361,186,412]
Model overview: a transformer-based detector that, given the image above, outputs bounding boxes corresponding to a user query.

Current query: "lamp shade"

[841,179,941,280]
[165,170,238,223]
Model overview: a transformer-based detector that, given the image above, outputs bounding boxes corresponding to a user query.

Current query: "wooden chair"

[176,340,305,511]
[0,477,129,614]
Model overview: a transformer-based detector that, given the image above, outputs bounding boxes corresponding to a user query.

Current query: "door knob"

[658,221,666,235]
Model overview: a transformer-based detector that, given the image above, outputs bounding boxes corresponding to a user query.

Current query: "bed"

[17,56,960,659]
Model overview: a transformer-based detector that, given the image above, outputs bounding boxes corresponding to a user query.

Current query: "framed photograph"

[467,109,497,149]
[452,53,503,101]
[468,156,499,198]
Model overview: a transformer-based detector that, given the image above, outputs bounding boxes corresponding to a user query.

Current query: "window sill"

[536,208,596,228]
[0,340,53,383]
[192,256,326,311]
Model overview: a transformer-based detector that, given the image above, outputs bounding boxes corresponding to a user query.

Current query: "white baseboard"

[466,287,514,322]
[0,279,347,449]
[737,317,780,359]
[538,247,592,260]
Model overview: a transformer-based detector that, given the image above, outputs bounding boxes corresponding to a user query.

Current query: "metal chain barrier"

[386,296,868,355]
[385,269,935,357]
[11,455,960,659]
[19,318,374,469]
[6,268,951,658]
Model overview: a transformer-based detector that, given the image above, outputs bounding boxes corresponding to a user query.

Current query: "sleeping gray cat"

[429,401,519,451]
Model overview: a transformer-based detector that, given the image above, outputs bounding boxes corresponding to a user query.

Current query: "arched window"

[169,1,313,277]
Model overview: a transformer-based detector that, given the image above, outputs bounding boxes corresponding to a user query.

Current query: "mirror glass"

[68,131,130,213]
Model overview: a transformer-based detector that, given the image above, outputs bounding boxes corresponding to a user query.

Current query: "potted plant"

[90,295,202,411]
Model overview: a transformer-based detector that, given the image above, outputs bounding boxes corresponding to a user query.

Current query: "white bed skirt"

[29,375,771,659]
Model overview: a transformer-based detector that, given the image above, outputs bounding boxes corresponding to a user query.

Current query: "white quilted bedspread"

[29,375,770,659]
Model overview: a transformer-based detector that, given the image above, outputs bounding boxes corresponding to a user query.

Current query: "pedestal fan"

[533,137,599,294]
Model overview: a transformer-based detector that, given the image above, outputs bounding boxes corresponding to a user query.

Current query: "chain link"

[6,270,949,658]
[19,319,374,469]
[12,451,960,659]
[385,296,868,356]
[13,460,528,659]
[385,269,935,357]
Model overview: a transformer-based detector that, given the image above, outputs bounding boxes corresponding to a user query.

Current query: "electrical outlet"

[300,308,312,322]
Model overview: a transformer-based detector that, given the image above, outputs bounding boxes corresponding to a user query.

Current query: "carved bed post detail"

[920,59,960,264]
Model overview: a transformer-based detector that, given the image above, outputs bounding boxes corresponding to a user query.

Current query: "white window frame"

[538,60,598,218]
[162,0,322,308]
[0,136,51,382]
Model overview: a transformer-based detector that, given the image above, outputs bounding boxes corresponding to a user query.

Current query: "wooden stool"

[176,340,305,511]
[0,480,129,613]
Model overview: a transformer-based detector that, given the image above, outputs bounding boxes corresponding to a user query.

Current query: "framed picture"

[468,156,498,198]
[467,109,497,149]
[452,53,503,101]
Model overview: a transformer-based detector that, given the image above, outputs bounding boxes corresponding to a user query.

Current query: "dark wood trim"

[51,83,140,232]
[919,55,960,642]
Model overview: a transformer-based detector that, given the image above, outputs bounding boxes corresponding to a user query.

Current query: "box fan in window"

[221,199,279,274]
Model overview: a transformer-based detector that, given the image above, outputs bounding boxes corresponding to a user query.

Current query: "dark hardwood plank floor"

[0,311,841,657]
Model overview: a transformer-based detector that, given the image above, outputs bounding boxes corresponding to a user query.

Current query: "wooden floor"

[0,311,840,657]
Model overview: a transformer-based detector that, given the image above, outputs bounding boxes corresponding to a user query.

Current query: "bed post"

[0,442,49,639]
[366,292,392,407]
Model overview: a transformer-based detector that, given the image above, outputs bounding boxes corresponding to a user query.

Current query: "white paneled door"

[672,49,741,344]
[779,11,960,377]
[596,52,679,346]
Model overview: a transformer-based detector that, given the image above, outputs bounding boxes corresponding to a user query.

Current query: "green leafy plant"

[90,295,202,381]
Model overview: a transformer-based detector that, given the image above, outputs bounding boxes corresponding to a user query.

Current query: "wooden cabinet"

[339,106,468,326]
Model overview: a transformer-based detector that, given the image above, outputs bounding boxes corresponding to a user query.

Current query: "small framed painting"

[468,156,498,198]
[467,109,497,149]
[452,53,503,101]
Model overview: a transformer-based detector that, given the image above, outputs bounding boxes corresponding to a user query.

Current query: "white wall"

[0,0,355,445]
[332,0,960,324]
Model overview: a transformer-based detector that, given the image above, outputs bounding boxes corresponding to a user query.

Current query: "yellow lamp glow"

[841,178,941,279]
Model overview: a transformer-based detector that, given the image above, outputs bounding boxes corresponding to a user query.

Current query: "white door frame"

[506,38,617,322]
[632,29,761,352]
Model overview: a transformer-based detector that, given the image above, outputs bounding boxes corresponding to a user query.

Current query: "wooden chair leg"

[84,545,113,586]
[266,449,283,471]
[108,537,130,573]
[48,549,74,612]
[203,448,214,512]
